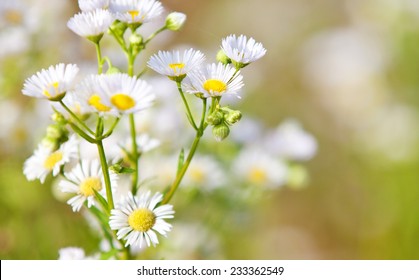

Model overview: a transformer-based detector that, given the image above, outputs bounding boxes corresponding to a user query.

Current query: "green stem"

[177,81,198,130]
[59,100,95,136]
[100,117,120,140]
[129,114,140,194]
[97,140,114,210]
[95,42,104,74]
[162,98,207,204]
[144,26,166,45]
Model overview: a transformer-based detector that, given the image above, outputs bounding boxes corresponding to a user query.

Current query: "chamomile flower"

[78,0,109,12]
[22,63,79,101]
[59,159,118,212]
[221,34,267,67]
[183,63,244,98]
[67,9,114,42]
[183,155,226,190]
[233,147,288,189]
[109,191,174,248]
[109,0,163,25]
[23,135,79,184]
[97,73,155,115]
[147,48,205,81]
[70,74,109,114]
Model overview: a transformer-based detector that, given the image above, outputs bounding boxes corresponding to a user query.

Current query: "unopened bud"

[109,20,127,37]
[216,49,231,65]
[225,109,242,125]
[165,12,186,31]
[212,123,230,142]
[52,112,67,125]
[206,111,224,125]
[129,33,143,55]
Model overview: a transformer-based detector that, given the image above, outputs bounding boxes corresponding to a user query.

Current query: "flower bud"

[212,123,230,142]
[129,33,143,55]
[216,49,231,65]
[225,109,242,125]
[106,66,122,74]
[165,12,186,31]
[46,124,64,140]
[52,112,67,125]
[109,20,127,37]
[206,111,224,125]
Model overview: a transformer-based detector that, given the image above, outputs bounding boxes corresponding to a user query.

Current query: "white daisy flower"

[22,63,79,101]
[67,9,114,41]
[97,73,155,115]
[23,135,79,184]
[183,63,244,98]
[233,147,288,189]
[70,74,110,115]
[78,0,109,12]
[122,134,161,154]
[109,0,163,25]
[221,34,267,66]
[109,191,174,248]
[59,159,118,212]
[147,48,205,81]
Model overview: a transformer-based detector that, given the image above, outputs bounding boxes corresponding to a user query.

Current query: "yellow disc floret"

[88,94,111,112]
[128,208,156,232]
[111,93,135,111]
[203,79,227,94]
[249,167,267,185]
[79,177,102,197]
[169,63,185,75]
[44,151,63,170]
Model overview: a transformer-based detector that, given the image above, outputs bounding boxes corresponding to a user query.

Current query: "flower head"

[78,0,109,12]
[221,34,266,67]
[59,159,118,212]
[23,135,79,183]
[67,9,114,42]
[109,0,163,25]
[22,63,79,101]
[110,191,174,248]
[183,62,244,98]
[165,12,186,31]
[71,73,155,115]
[148,48,205,81]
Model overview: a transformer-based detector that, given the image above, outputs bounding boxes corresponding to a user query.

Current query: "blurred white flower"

[58,247,86,260]
[23,135,78,183]
[183,154,226,190]
[165,12,186,31]
[78,0,109,12]
[221,34,267,65]
[109,0,163,25]
[265,118,317,161]
[233,147,288,189]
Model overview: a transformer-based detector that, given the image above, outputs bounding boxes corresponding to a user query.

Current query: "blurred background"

[1,0,419,259]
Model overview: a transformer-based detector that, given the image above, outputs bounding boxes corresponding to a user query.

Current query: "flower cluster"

[20,0,313,260]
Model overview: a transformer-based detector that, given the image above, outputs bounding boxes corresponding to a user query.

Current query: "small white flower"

[23,135,79,184]
[183,155,226,190]
[98,73,155,114]
[72,74,155,115]
[78,0,109,12]
[67,9,114,40]
[22,63,79,101]
[183,63,244,98]
[265,119,318,161]
[165,12,186,31]
[122,134,161,154]
[233,147,288,189]
[148,48,205,80]
[59,159,118,212]
[109,0,163,25]
[110,191,174,248]
[221,34,267,66]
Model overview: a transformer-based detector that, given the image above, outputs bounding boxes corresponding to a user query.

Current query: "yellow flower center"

[128,208,156,232]
[249,167,267,185]
[43,82,60,98]
[169,63,185,75]
[88,94,111,112]
[5,10,23,25]
[79,177,102,197]
[44,151,63,170]
[190,167,205,183]
[111,93,135,111]
[203,79,227,93]
[128,10,139,21]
